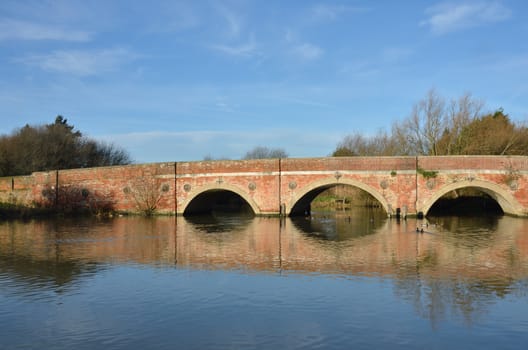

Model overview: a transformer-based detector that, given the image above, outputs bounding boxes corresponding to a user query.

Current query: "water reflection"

[184,212,254,234]
[291,208,387,241]
[1,212,528,328]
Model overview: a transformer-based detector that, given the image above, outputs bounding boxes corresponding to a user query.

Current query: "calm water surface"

[1,209,528,349]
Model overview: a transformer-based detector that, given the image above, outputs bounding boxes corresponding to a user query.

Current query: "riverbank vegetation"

[332,90,528,157]
[0,202,53,220]
[0,116,131,177]
[0,184,117,220]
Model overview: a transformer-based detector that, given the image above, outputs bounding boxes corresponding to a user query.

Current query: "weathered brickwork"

[416,156,528,216]
[0,156,527,217]
[176,159,280,214]
[280,157,418,215]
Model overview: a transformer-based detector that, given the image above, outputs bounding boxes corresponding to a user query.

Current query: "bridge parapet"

[418,155,528,171]
[177,159,279,175]
[281,156,416,172]
[0,156,527,217]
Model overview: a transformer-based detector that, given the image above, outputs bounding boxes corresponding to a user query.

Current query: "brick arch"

[286,177,390,216]
[420,179,523,216]
[179,183,261,215]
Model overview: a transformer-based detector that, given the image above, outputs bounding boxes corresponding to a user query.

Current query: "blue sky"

[0,0,527,162]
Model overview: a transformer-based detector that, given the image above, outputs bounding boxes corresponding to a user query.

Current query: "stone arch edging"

[419,179,524,216]
[284,177,391,216]
[177,182,261,215]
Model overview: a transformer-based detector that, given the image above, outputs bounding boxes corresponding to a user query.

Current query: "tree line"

[0,116,131,176]
[333,90,528,157]
[3,89,526,178]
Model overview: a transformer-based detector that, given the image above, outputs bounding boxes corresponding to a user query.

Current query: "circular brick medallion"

[426,179,435,190]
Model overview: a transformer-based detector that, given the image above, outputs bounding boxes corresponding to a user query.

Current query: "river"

[1,209,527,349]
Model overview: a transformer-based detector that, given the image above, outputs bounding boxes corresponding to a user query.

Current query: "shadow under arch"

[181,183,260,216]
[421,179,523,217]
[287,177,390,216]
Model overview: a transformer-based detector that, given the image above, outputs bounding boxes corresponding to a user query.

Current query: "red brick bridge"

[2,156,528,217]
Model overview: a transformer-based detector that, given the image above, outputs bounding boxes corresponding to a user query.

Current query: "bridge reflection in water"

[1,212,528,325]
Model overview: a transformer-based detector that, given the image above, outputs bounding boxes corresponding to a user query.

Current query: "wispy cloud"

[0,18,93,41]
[215,4,244,38]
[16,48,137,76]
[310,4,369,22]
[209,36,258,57]
[339,61,380,77]
[421,1,511,35]
[207,4,259,58]
[292,43,324,61]
[284,30,323,61]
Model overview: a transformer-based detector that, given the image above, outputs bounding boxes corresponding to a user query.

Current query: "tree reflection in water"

[1,213,527,329]
[291,208,387,241]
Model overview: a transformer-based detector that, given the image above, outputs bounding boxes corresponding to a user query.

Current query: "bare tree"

[332,130,399,156]
[439,93,484,155]
[333,89,527,157]
[203,154,231,161]
[127,177,164,216]
[396,89,446,155]
[243,146,288,159]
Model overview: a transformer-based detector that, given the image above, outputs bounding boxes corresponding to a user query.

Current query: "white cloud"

[421,1,511,35]
[16,48,137,76]
[284,30,323,61]
[310,4,369,22]
[215,4,244,38]
[292,43,324,61]
[339,61,380,77]
[0,18,93,41]
[210,37,257,57]
[207,4,259,58]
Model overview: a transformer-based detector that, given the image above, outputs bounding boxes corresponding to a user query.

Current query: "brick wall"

[176,159,280,214]
[418,155,528,171]
[281,156,416,172]
[0,156,527,217]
